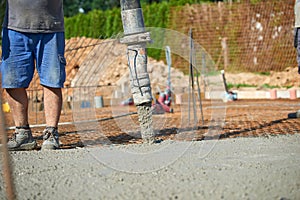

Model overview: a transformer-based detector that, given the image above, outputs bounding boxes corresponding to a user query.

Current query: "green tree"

[64,0,81,17]
[0,0,4,23]
[64,0,121,17]
[63,0,230,18]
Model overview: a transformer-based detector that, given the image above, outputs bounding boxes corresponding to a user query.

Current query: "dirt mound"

[63,37,299,93]
[225,67,300,89]
[1,37,299,100]
[65,37,189,99]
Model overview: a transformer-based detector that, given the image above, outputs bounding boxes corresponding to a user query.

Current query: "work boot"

[7,128,37,151]
[41,127,60,150]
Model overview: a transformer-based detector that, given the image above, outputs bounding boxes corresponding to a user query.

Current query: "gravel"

[1,134,300,200]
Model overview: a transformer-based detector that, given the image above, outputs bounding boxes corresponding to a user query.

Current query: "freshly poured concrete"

[1,134,300,200]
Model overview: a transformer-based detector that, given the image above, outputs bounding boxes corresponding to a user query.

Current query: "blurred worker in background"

[290,0,300,118]
[1,0,66,150]
[295,0,300,74]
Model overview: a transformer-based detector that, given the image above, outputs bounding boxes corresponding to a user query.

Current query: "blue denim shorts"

[296,28,300,71]
[1,28,66,88]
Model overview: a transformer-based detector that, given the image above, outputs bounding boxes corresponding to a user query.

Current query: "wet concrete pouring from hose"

[136,102,155,143]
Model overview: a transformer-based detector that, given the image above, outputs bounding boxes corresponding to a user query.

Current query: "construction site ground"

[3,98,300,148]
[1,98,300,199]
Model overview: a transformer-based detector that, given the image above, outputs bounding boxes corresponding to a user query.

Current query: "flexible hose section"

[120,0,155,143]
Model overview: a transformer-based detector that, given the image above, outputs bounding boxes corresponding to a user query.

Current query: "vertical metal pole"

[188,28,198,125]
[221,70,229,93]
[165,46,171,90]
[120,0,155,143]
[221,37,229,70]
[0,94,16,200]
[197,53,207,125]
[196,70,204,125]
[188,29,192,124]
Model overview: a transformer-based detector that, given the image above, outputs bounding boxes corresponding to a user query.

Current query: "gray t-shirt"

[3,0,64,33]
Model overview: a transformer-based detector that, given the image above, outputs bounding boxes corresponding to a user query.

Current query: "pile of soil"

[1,37,299,100]
[65,37,189,97]
[225,67,300,89]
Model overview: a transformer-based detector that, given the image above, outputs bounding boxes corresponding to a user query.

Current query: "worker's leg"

[36,32,66,150]
[5,88,37,150]
[288,28,300,118]
[6,88,29,127]
[296,28,300,74]
[1,28,36,150]
[41,86,62,150]
[43,86,62,127]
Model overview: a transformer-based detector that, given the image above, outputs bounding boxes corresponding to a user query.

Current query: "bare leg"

[43,86,62,127]
[6,88,36,150]
[6,88,29,127]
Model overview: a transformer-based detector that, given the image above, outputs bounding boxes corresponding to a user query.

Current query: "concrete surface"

[1,134,300,200]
